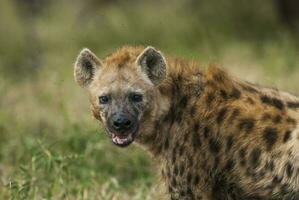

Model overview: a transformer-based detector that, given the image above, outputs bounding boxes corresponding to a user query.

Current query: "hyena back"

[74,46,299,200]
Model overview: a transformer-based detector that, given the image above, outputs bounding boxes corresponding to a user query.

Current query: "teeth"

[112,134,133,145]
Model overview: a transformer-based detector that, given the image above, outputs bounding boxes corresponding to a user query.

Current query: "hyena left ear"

[136,46,167,85]
[74,48,102,88]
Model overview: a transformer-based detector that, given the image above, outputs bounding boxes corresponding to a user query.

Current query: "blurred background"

[0,0,298,199]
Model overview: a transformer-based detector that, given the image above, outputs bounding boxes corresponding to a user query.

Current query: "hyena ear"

[74,48,102,88]
[136,46,167,85]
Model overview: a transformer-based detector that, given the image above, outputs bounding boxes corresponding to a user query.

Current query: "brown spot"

[263,127,278,151]
[209,138,221,154]
[206,93,215,105]
[246,97,255,105]
[206,80,217,88]
[188,155,194,167]
[117,54,130,67]
[283,130,292,143]
[260,95,285,110]
[164,104,176,124]
[193,123,200,132]
[224,159,235,171]
[192,131,201,149]
[175,111,183,123]
[167,168,171,178]
[174,165,179,176]
[213,156,220,170]
[164,139,169,150]
[239,148,247,167]
[179,190,186,197]
[249,148,262,169]
[262,113,271,121]
[203,127,210,138]
[178,96,188,109]
[285,162,293,178]
[190,105,197,117]
[178,145,184,156]
[187,173,192,184]
[287,117,296,125]
[171,176,177,187]
[216,107,228,124]
[227,108,241,125]
[213,72,226,83]
[168,185,173,193]
[226,136,234,152]
[272,176,282,184]
[273,115,282,123]
[155,144,163,155]
[287,102,299,109]
[258,170,266,178]
[230,88,241,99]
[186,186,195,199]
[179,163,185,176]
[172,148,177,163]
[193,175,200,185]
[220,90,228,100]
[241,84,259,93]
[239,118,255,133]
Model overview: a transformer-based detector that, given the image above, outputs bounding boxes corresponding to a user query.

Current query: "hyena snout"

[108,113,136,134]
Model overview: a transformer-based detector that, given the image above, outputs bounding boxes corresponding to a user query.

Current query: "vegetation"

[0,0,298,199]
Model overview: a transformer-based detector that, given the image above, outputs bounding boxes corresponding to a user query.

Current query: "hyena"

[74,46,299,199]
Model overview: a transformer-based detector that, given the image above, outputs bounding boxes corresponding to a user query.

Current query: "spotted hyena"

[74,46,299,199]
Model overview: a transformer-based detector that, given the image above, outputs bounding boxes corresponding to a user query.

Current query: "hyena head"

[74,46,169,147]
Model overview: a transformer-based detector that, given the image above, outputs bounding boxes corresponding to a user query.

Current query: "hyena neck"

[139,60,206,156]
[140,65,240,158]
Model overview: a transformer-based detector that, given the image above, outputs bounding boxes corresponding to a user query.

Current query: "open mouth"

[108,127,138,147]
[111,133,134,147]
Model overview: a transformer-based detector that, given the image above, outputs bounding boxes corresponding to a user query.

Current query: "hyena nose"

[111,115,133,133]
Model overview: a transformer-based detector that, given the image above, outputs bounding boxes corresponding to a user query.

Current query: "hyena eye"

[130,93,143,103]
[99,96,109,104]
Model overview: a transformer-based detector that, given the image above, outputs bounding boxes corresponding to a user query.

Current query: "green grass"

[0,0,299,199]
[4,128,154,199]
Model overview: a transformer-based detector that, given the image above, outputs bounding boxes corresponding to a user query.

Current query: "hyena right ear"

[136,46,167,85]
[74,48,102,88]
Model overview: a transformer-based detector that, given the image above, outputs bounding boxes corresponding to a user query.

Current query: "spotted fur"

[74,46,299,200]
